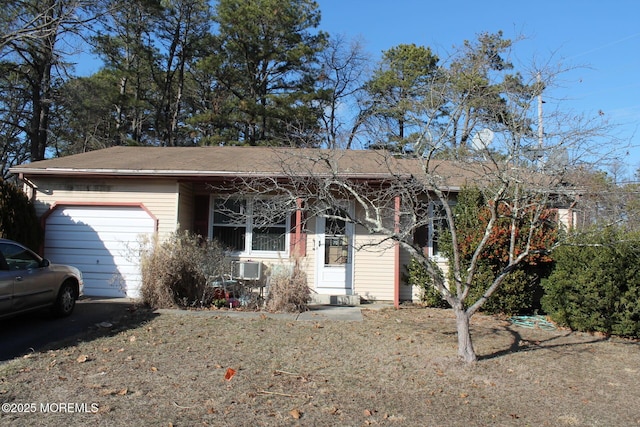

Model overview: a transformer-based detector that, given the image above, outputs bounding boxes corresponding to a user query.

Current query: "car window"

[0,243,40,270]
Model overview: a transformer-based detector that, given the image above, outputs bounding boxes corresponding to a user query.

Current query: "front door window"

[324,216,348,265]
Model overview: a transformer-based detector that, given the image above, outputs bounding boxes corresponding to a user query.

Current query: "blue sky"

[71,1,639,177]
[317,0,640,178]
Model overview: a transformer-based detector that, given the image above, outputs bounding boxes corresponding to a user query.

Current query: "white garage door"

[44,206,155,298]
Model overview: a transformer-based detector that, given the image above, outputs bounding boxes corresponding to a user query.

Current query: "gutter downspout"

[18,173,37,201]
[394,195,400,309]
[294,198,304,256]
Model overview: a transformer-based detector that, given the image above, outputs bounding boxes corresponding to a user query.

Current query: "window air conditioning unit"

[233,261,262,281]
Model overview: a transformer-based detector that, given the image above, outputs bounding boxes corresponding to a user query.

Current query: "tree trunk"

[454,305,477,363]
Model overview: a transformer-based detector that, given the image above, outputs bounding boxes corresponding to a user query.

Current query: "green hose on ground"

[509,315,557,330]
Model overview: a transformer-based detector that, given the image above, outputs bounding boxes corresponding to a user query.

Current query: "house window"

[324,216,349,265]
[211,197,289,255]
[410,202,450,259]
[250,199,288,252]
[430,202,449,258]
[413,224,429,257]
[212,198,247,251]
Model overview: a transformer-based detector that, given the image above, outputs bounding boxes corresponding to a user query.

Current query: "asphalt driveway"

[0,298,138,362]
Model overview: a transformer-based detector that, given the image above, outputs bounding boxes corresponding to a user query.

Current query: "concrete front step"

[309,294,361,306]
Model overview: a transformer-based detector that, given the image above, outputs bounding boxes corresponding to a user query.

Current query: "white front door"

[315,207,353,294]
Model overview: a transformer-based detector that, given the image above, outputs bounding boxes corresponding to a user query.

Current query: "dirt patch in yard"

[1,306,639,426]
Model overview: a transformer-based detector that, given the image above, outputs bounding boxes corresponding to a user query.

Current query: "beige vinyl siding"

[348,204,398,302]
[29,177,180,238]
[297,212,402,302]
[399,246,451,303]
[557,208,575,231]
[351,231,396,302]
[177,183,195,232]
[265,217,397,301]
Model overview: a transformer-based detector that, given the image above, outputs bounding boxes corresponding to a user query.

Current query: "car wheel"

[53,281,76,317]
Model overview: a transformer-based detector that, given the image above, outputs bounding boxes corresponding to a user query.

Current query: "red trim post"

[291,197,306,257]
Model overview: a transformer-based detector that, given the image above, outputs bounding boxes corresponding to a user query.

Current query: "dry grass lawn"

[1,305,639,426]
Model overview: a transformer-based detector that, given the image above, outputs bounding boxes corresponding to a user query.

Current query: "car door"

[0,253,13,315]
[0,242,54,312]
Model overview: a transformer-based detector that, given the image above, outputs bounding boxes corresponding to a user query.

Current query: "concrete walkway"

[155,304,365,321]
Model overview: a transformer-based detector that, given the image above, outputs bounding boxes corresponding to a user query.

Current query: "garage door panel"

[51,248,142,261]
[46,224,154,237]
[73,264,130,276]
[46,225,153,237]
[46,237,147,252]
[44,206,155,298]
[46,254,121,269]
[60,251,141,264]
[48,206,152,217]
[81,274,132,298]
[45,237,140,249]
[52,214,150,224]
[82,271,142,284]
[47,223,154,235]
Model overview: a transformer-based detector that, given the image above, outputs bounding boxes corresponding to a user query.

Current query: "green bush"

[541,228,640,337]
[464,264,545,316]
[403,256,545,315]
[403,258,449,308]
[140,232,230,309]
[0,180,42,249]
[436,186,554,315]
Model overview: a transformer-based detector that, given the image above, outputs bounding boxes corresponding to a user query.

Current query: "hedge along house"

[10,146,557,304]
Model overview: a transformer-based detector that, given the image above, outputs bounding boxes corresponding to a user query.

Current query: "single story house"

[9,146,571,305]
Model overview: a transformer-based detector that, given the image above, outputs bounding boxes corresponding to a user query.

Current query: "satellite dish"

[471,128,494,151]
[546,147,569,172]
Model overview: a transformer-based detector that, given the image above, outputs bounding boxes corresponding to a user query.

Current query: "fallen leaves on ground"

[224,367,236,381]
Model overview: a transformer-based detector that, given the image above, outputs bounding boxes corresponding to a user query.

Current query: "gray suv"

[0,239,83,319]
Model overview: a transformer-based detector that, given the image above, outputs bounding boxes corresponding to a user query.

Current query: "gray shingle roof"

[10,146,477,187]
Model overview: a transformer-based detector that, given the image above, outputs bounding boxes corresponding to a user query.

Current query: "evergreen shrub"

[438,186,555,315]
[404,258,449,308]
[0,180,42,249]
[541,228,640,337]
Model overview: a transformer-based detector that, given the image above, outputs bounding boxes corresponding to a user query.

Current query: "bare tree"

[317,34,371,149]
[225,139,592,363]
[221,34,619,363]
[569,166,640,232]
[0,0,88,53]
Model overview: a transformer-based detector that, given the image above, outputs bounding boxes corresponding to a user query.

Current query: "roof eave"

[11,168,406,181]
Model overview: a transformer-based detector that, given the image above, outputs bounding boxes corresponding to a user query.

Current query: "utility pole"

[537,72,544,150]
[536,72,545,170]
